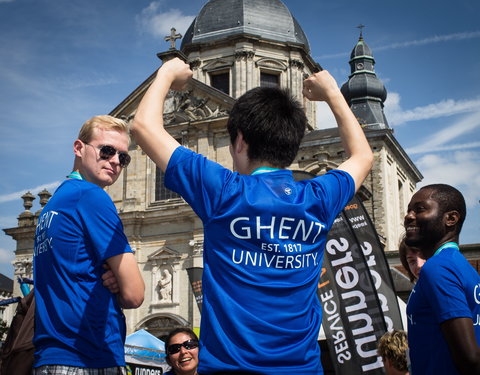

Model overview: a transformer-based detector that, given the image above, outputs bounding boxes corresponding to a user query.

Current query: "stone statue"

[157,269,172,302]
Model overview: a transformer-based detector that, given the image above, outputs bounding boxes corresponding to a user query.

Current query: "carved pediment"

[148,246,181,262]
[202,58,234,72]
[163,80,234,125]
[110,76,235,127]
[256,57,287,72]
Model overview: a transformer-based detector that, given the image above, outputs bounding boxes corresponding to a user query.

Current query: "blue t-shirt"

[407,245,480,375]
[33,178,133,368]
[165,147,355,374]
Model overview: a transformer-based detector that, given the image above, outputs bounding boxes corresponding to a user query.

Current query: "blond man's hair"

[377,330,408,372]
[77,115,130,144]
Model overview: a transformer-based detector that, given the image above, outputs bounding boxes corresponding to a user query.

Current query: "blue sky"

[0,0,479,278]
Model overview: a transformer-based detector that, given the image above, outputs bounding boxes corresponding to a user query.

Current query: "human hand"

[158,57,193,91]
[102,263,120,294]
[303,70,341,102]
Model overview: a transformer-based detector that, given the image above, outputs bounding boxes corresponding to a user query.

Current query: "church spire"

[340,28,389,129]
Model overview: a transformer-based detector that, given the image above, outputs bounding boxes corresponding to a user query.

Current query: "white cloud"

[136,2,195,38]
[374,31,480,52]
[415,151,480,208]
[316,31,480,60]
[0,248,14,264]
[385,93,480,126]
[405,111,480,154]
[315,102,336,129]
[0,181,61,204]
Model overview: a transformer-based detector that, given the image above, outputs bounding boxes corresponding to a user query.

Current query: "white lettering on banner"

[360,241,394,331]
[319,289,352,363]
[322,237,384,372]
[347,214,368,229]
[230,216,325,243]
[134,368,163,375]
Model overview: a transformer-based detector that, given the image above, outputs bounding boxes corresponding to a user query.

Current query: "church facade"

[5,0,422,338]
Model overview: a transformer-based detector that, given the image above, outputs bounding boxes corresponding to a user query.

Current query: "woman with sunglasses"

[164,328,199,375]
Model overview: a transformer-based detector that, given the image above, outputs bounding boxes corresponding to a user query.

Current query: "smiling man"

[404,184,480,375]
[33,115,145,375]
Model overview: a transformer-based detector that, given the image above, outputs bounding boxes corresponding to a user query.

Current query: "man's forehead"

[91,127,129,142]
[411,188,437,204]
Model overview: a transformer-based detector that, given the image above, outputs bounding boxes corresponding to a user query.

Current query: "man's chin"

[404,236,420,247]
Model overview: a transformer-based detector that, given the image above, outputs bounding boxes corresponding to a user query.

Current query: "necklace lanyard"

[67,171,84,180]
[251,167,281,175]
[433,242,459,257]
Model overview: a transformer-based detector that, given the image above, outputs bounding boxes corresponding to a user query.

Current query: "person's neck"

[246,161,283,175]
[67,170,85,180]
[176,370,197,375]
[426,235,459,259]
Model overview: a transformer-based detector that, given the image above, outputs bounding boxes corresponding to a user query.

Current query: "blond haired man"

[33,115,144,375]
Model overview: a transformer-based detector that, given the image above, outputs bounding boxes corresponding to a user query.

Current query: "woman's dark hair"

[164,327,199,359]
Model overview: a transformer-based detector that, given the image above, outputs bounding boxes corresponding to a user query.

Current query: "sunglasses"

[85,143,131,168]
[167,339,199,355]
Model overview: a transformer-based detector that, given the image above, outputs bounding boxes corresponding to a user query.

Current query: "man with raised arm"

[132,57,373,374]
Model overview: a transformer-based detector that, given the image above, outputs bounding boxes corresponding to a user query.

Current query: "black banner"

[126,363,164,375]
[186,267,203,313]
[318,209,386,374]
[292,170,402,373]
[343,196,403,332]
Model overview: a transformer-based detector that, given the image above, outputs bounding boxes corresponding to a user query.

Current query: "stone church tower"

[5,0,422,337]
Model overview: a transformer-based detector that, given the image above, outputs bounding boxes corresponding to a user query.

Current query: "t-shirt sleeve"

[310,169,355,228]
[421,260,472,323]
[77,187,133,262]
[164,146,233,222]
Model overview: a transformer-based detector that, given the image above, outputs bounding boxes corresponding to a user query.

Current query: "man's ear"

[73,139,84,158]
[444,210,460,228]
[232,131,246,154]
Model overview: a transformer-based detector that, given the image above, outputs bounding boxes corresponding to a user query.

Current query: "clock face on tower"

[356,62,364,70]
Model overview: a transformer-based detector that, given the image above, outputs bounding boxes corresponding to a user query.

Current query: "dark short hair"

[227,86,307,168]
[164,327,198,359]
[421,184,466,234]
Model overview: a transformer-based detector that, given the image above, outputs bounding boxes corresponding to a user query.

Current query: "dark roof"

[0,274,13,293]
[350,36,373,60]
[181,0,310,51]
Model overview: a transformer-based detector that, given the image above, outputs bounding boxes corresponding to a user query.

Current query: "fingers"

[102,269,120,293]
[160,57,193,90]
[303,70,340,102]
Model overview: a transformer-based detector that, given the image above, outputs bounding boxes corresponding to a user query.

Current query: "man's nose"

[404,210,415,223]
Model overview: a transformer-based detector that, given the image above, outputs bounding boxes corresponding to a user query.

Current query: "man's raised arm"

[303,70,373,192]
[132,58,193,172]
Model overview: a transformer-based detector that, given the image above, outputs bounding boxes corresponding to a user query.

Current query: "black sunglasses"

[85,143,131,168]
[167,339,199,355]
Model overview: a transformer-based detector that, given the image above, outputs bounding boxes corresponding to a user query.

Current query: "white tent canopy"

[125,329,169,371]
